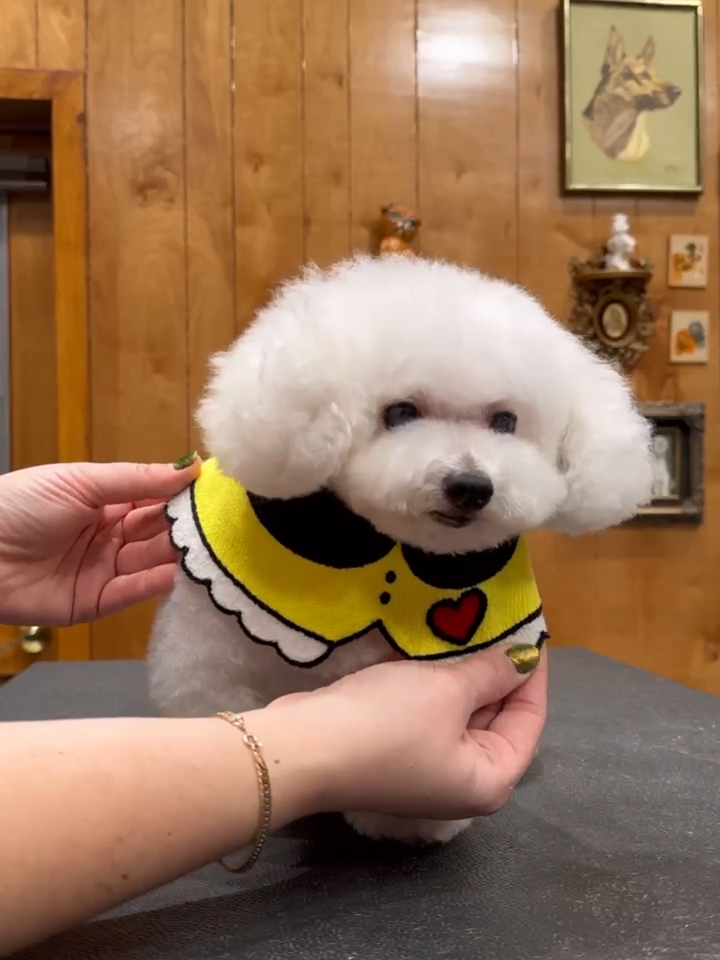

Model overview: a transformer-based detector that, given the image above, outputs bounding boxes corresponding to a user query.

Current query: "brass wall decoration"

[570,213,655,372]
[569,254,655,371]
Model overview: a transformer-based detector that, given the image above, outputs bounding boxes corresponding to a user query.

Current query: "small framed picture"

[562,0,704,193]
[633,402,704,524]
[669,310,709,364]
[668,234,708,287]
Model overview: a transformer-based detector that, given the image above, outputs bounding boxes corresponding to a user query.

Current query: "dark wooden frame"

[633,401,704,525]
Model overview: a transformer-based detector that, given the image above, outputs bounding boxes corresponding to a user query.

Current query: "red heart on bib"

[427,589,487,645]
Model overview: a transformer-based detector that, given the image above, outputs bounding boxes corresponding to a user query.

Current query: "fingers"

[447,639,543,715]
[116,530,177,577]
[73,457,201,509]
[486,648,548,781]
[461,649,547,815]
[468,699,503,732]
[113,503,176,576]
[98,563,178,617]
[122,502,168,543]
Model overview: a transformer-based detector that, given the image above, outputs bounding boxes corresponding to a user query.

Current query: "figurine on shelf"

[376,202,420,256]
[604,213,636,271]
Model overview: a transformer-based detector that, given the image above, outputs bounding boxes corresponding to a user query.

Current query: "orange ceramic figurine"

[377,202,420,256]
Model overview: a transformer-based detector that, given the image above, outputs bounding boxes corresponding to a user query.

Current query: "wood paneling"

[304,0,351,265]
[38,0,85,71]
[0,0,37,69]
[0,0,719,692]
[184,0,236,449]
[418,0,517,277]
[349,0,417,252]
[233,0,304,331]
[86,0,188,658]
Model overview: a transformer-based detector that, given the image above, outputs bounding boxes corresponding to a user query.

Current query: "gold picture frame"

[563,0,704,193]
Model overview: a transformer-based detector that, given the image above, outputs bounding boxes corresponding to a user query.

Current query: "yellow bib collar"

[167,458,547,666]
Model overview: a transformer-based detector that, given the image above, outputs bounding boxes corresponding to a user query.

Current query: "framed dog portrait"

[562,0,704,193]
[633,402,704,524]
[667,234,708,287]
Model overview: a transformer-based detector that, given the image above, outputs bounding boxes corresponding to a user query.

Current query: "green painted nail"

[505,644,540,675]
[173,451,197,470]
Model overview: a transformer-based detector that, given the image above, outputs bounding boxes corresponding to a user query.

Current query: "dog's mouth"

[429,509,474,529]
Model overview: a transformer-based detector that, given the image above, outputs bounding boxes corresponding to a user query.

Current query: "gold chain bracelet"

[214,711,272,873]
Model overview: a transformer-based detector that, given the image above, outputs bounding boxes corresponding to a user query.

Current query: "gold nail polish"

[173,451,198,470]
[505,643,540,675]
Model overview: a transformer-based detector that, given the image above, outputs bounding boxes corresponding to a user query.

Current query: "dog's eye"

[489,411,517,435]
[382,401,422,430]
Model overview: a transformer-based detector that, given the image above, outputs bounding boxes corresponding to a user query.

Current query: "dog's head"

[198,256,652,553]
[598,26,681,113]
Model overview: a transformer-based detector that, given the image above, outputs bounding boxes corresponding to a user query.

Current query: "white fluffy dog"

[147,255,652,845]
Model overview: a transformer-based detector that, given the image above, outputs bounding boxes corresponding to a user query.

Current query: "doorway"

[0,70,89,676]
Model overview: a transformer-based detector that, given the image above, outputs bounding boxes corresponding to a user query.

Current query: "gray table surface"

[1,649,719,960]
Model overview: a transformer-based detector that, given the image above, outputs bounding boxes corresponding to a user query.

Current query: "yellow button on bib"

[166,458,548,666]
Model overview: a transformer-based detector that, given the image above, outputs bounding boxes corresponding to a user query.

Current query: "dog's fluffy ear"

[549,351,653,533]
[195,310,354,499]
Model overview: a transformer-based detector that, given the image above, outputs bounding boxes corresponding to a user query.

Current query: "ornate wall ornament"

[568,255,656,371]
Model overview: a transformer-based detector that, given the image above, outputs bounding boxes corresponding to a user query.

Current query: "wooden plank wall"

[1,0,719,692]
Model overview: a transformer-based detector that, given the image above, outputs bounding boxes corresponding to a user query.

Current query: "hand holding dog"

[258,640,547,823]
[0,641,545,952]
[0,457,200,626]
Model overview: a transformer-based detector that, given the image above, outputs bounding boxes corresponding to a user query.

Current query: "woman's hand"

[254,640,548,824]
[0,641,545,952]
[0,456,200,626]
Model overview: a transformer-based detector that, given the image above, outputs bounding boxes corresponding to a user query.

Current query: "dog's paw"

[344,811,473,845]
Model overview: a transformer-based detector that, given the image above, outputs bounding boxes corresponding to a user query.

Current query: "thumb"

[74,455,202,507]
[446,640,543,713]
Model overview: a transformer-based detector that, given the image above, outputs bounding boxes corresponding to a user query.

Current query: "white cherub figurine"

[604,213,636,271]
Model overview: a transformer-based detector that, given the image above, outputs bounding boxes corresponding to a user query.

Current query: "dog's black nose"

[442,472,494,513]
[667,84,682,103]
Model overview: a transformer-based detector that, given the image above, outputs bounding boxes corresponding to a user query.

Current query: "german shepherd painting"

[583,26,681,162]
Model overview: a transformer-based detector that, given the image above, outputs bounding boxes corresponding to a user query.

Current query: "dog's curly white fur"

[147,255,653,844]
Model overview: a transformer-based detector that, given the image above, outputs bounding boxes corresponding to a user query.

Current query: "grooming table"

[2,650,718,960]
